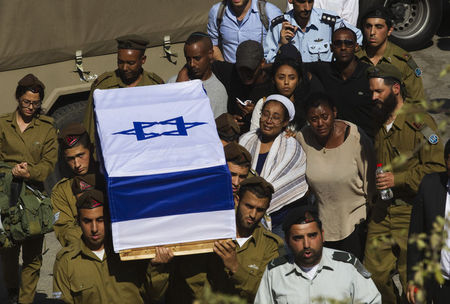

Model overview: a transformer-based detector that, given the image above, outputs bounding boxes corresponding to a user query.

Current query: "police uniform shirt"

[264,8,362,63]
[307,59,375,139]
[254,247,382,304]
[207,0,282,63]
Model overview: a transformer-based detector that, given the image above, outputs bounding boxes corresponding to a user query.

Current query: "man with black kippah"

[224,142,253,194]
[215,113,241,146]
[83,34,164,156]
[255,205,381,303]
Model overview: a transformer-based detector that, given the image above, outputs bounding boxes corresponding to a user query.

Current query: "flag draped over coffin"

[94,80,236,252]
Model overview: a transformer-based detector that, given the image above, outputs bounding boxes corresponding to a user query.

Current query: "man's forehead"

[79,206,104,218]
[290,222,321,234]
[240,190,269,206]
[332,30,355,41]
[365,17,388,26]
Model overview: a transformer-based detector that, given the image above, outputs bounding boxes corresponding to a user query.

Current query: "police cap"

[76,189,104,209]
[282,205,320,233]
[367,63,402,84]
[215,113,240,141]
[116,34,149,51]
[72,174,96,196]
[18,74,45,90]
[59,123,87,147]
[224,142,252,165]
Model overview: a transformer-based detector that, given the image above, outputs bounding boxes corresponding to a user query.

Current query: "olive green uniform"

[168,224,284,303]
[83,69,164,155]
[0,111,58,304]
[364,104,445,304]
[53,238,168,304]
[51,177,82,247]
[357,41,425,103]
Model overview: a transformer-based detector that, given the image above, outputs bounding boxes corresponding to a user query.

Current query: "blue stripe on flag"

[107,164,234,223]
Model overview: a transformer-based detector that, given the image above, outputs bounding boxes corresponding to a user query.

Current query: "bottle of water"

[376,163,394,200]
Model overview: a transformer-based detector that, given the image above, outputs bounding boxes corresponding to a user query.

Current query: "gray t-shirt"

[167,72,228,118]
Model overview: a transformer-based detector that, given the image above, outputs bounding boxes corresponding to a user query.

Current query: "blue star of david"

[113,116,207,141]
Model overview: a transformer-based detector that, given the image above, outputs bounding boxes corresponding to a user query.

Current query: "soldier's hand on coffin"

[213,240,239,274]
[151,246,174,265]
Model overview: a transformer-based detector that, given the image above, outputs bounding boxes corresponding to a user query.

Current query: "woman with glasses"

[240,94,308,237]
[0,74,58,304]
[296,92,374,260]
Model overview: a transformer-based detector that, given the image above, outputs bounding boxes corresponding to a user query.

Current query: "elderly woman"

[240,94,308,236]
[0,74,58,304]
[296,92,375,260]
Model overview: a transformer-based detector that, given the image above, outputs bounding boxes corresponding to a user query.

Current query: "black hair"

[361,7,394,29]
[15,83,45,116]
[238,183,272,203]
[382,78,406,100]
[303,91,336,114]
[185,32,213,50]
[332,26,357,42]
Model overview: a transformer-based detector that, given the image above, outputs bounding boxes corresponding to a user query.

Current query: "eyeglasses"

[20,99,41,108]
[332,40,355,47]
[261,111,283,125]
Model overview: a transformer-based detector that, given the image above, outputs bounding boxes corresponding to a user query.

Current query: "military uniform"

[254,247,381,303]
[82,69,164,154]
[0,110,58,303]
[364,104,445,304]
[168,224,284,303]
[51,177,82,247]
[357,41,426,103]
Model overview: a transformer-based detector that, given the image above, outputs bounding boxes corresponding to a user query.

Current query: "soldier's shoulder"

[262,228,284,246]
[144,71,164,84]
[92,71,117,89]
[52,177,72,191]
[0,113,11,119]
[37,114,55,126]
[267,255,290,271]
[328,249,372,278]
[389,42,422,75]
[55,244,79,262]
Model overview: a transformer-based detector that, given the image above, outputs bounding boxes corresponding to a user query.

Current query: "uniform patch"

[428,134,439,144]
[332,251,372,278]
[415,68,422,77]
[53,212,60,224]
[53,291,62,299]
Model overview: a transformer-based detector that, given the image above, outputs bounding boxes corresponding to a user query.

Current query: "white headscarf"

[265,94,295,122]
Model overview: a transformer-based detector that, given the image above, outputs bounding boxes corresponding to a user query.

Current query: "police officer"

[83,35,164,155]
[53,189,172,303]
[365,63,445,304]
[0,74,58,304]
[357,7,426,104]
[254,205,381,303]
[264,0,362,63]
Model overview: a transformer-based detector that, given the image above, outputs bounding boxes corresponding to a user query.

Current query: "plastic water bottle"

[376,163,393,200]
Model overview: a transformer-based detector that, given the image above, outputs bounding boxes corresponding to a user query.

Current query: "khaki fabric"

[357,41,426,103]
[51,177,82,247]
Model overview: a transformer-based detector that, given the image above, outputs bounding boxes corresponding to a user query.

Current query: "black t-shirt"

[307,59,375,139]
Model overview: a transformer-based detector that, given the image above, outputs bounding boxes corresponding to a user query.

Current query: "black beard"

[373,92,398,127]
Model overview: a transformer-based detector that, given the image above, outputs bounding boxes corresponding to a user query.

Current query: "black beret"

[275,44,302,62]
[215,113,240,140]
[282,205,320,233]
[116,34,149,50]
[362,7,393,25]
[76,189,105,209]
[59,123,87,147]
[224,142,252,164]
[18,74,45,90]
[367,63,402,84]
[72,174,96,196]
[240,176,274,194]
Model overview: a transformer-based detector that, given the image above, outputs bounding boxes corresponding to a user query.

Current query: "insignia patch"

[53,291,62,299]
[428,134,439,144]
[314,38,323,42]
[415,68,422,77]
[53,212,60,224]
[248,264,259,270]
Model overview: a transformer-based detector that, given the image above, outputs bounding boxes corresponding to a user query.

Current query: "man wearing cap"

[168,32,228,118]
[224,142,253,194]
[168,177,283,303]
[264,0,362,63]
[53,189,172,303]
[52,123,103,247]
[215,113,241,146]
[207,0,282,63]
[0,74,57,304]
[365,63,445,303]
[83,34,164,155]
[357,7,425,104]
[213,40,275,133]
[254,205,381,303]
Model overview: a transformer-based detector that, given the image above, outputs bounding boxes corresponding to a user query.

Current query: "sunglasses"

[332,39,355,47]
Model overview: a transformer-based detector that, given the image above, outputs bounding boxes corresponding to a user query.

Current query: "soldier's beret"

[367,63,402,84]
[59,123,87,147]
[362,7,393,24]
[116,34,149,51]
[224,142,252,165]
[240,176,274,195]
[76,189,105,209]
[18,74,45,90]
[72,174,96,196]
[215,113,240,140]
[282,205,320,233]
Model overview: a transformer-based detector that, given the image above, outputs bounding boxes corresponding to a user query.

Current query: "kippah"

[76,189,104,209]
[224,142,252,164]
[215,113,240,139]
[282,205,320,233]
[116,34,149,50]
[72,174,96,196]
[18,74,45,90]
[367,63,402,84]
[59,123,87,147]
[240,176,274,194]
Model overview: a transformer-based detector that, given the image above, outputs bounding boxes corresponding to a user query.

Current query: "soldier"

[0,74,58,304]
[365,63,445,303]
[224,142,252,194]
[83,35,164,155]
[357,7,426,104]
[52,123,102,247]
[215,113,241,146]
[254,205,381,303]
[53,189,172,303]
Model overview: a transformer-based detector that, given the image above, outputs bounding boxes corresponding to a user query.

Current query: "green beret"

[367,63,402,84]
[72,174,96,196]
[282,205,320,233]
[215,113,240,141]
[240,176,274,194]
[116,34,149,51]
[224,142,252,165]
[18,73,45,90]
[59,123,88,147]
[76,189,105,209]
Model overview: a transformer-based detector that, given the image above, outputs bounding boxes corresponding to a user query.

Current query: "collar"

[8,110,38,129]
[330,58,367,80]
[237,223,265,250]
[287,8,320,31]
[391,110,406,131]
[287,248,335,278]
[72,237,107,262]
[360,41,394,64]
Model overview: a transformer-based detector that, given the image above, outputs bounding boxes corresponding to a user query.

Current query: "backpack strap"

[257,0,269,31]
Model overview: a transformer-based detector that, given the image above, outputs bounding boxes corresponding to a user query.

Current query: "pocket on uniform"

[70,280,94,297]
[308,41,330,55]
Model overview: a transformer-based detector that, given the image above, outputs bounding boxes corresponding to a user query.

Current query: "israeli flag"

[94,80,235,252]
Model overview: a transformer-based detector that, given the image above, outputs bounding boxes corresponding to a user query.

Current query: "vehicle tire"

[388,0,443,50]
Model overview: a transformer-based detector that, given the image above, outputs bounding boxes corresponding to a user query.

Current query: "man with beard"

[83,35,164,155]
[254,205,381,303]
[366,63,445,304]
[168,32,228,118]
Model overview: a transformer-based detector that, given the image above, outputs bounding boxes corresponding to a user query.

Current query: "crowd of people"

[0,1,448,304]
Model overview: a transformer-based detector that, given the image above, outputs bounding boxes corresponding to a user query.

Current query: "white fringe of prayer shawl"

[239,130,308,214]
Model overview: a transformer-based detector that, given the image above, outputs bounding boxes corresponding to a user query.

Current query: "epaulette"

[408,121,440,145]
[268,255,289,270]
[146,71,165,85]
[0,113,9,118]
[92,71,115,89]
[332,251,371,278]
[271,15,286,28]
[394,51,422,77]
[52,177,71,190]
[321,12,338,27]
[55,246,73,261]
[38,114,55,125]
[262,229,284,245]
